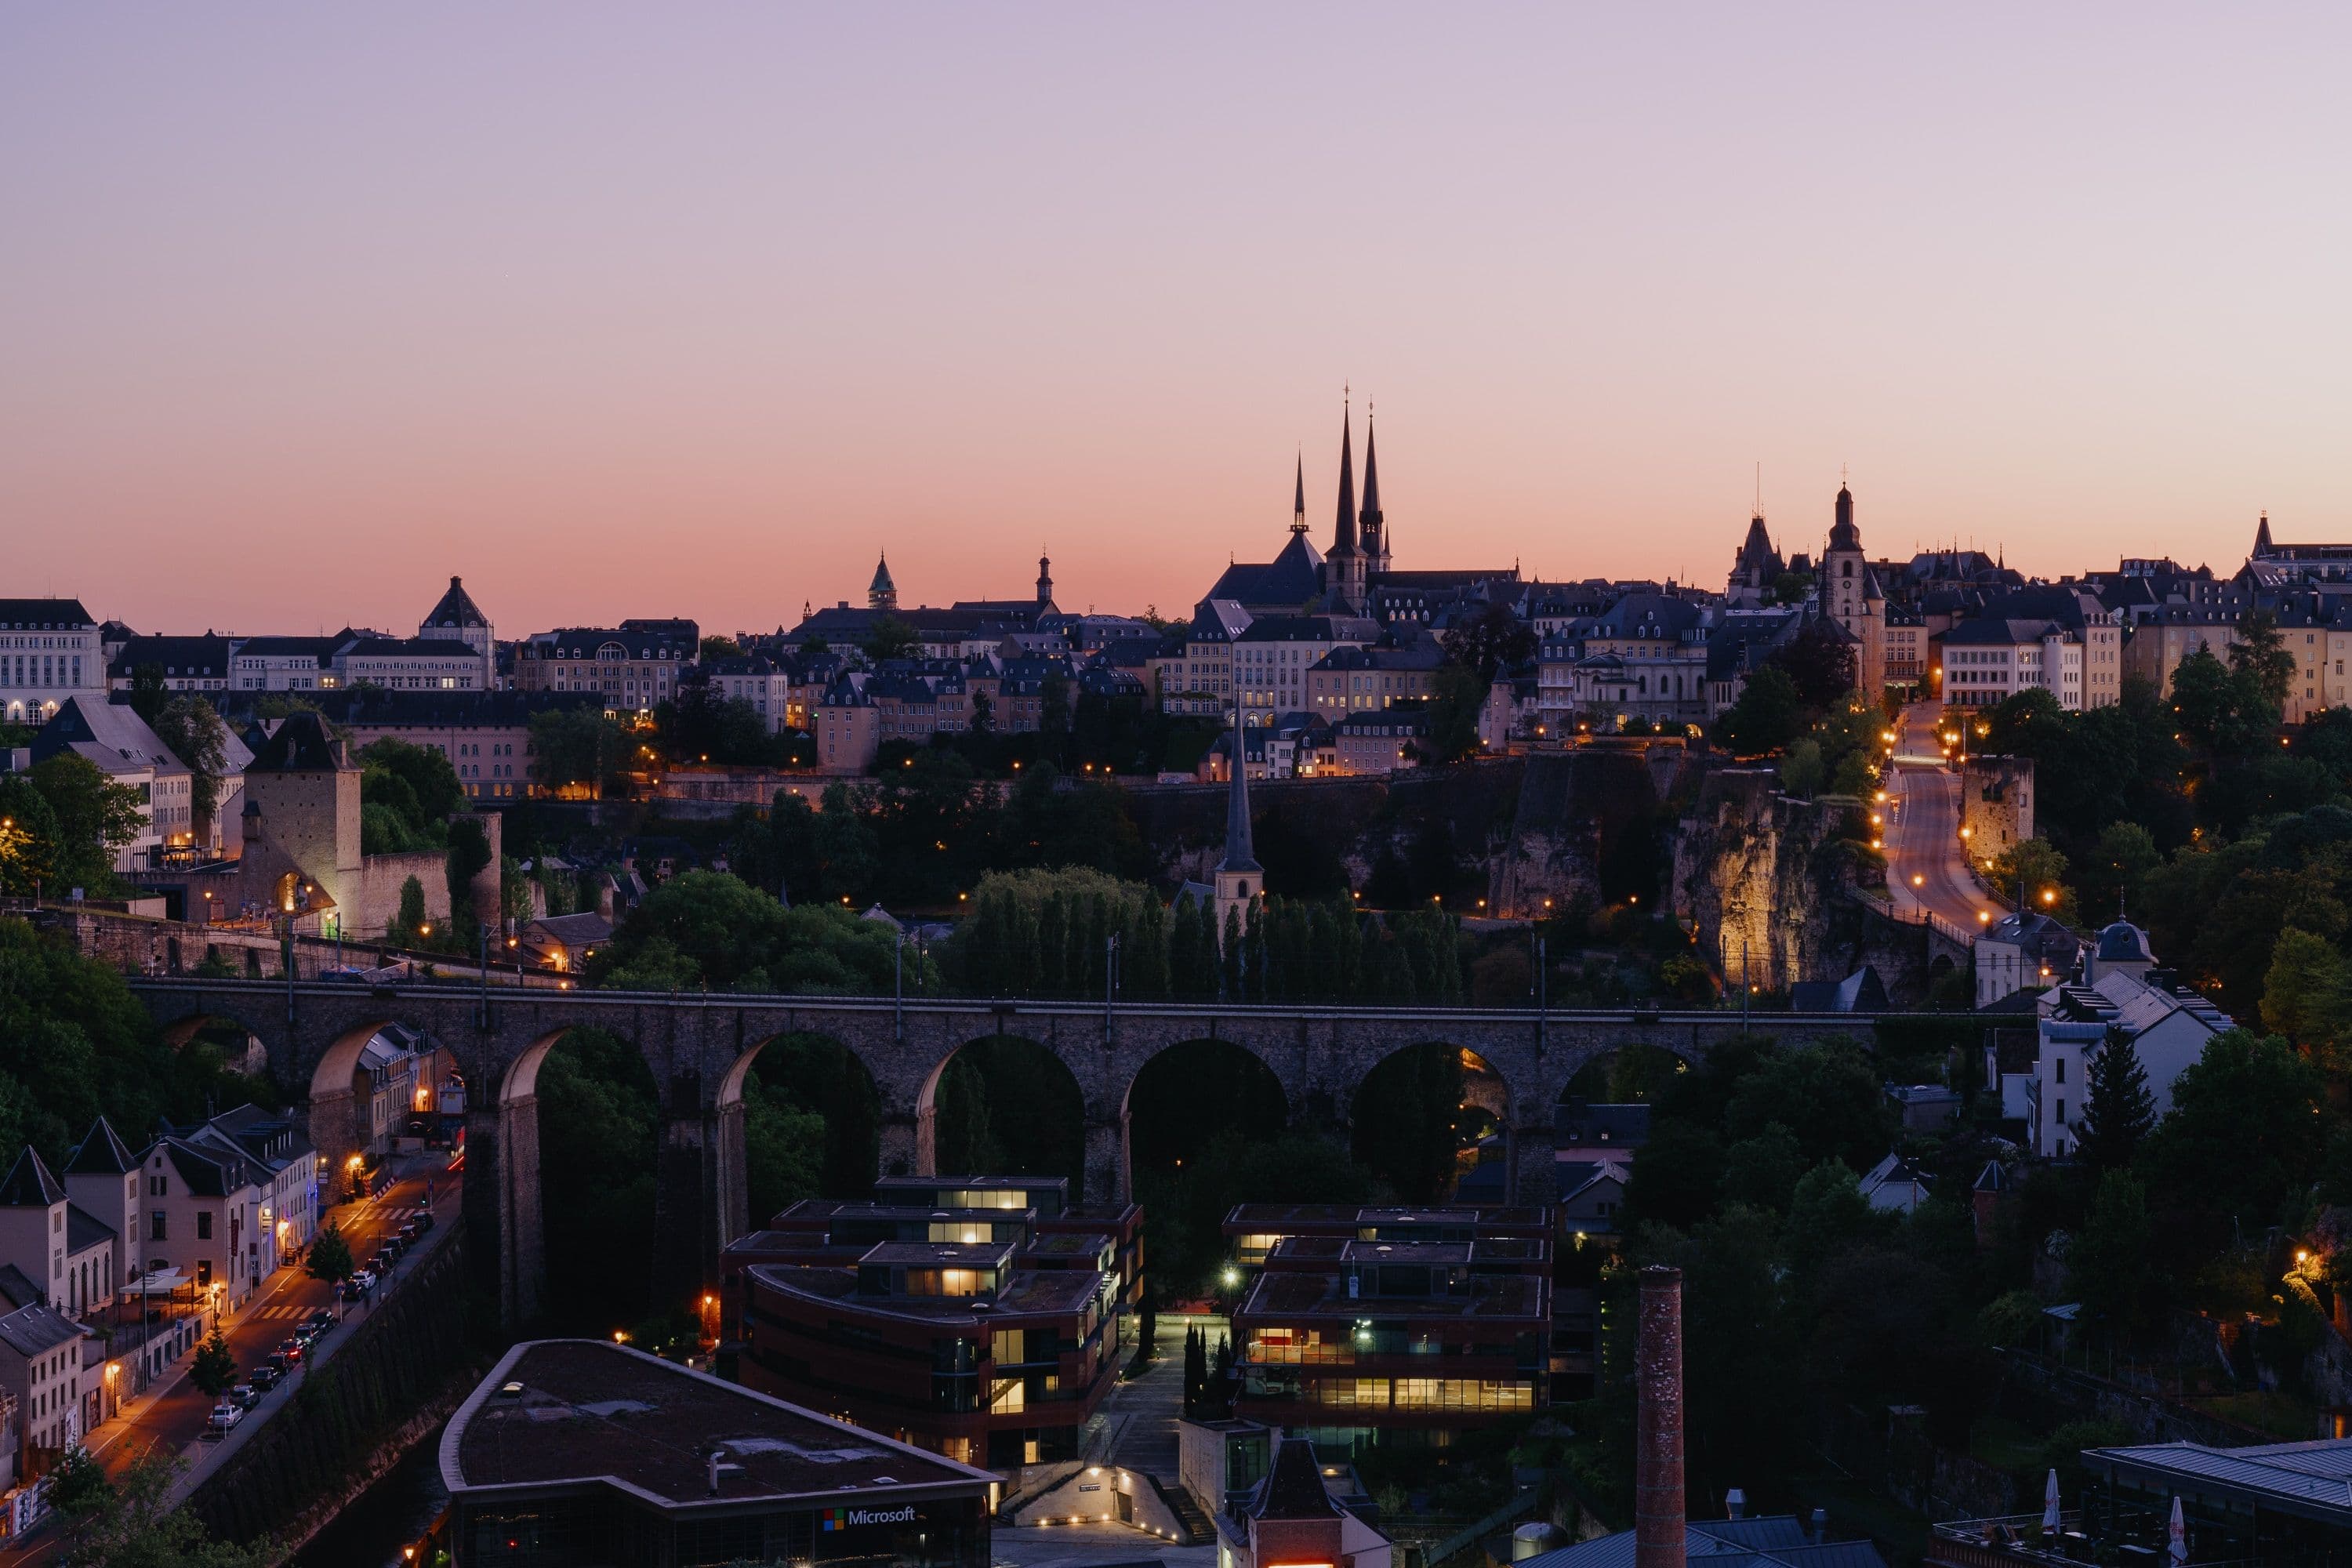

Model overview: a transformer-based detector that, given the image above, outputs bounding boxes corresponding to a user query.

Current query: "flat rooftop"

[1224,1203,1549,1231]
[444,1340,993,1505]
[1019,1231,1115,1258]
[750,1262,1104,1321]
[858,1241,1015,1269]
[1237,1269,1548,1323]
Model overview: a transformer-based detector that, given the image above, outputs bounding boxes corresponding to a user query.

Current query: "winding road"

[1882,702,1995,936]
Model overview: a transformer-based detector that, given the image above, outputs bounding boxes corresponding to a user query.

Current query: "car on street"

[262,1351,289,1377]
[304,1308,336,1334]
[205,1403,243,1437]
[248,1364,280,1392]
[412,1208,434,1232]
[228,1382,260,1410]
[277,1338,304,1363]
[398,1218,419,1242]
[343,1270,374,1300]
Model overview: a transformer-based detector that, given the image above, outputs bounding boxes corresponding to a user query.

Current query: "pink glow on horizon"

[5,6,2350,634]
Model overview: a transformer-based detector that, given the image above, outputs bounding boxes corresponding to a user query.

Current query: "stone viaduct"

[125,978,1877,1327]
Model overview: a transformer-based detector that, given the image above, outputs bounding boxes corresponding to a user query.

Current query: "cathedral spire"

[1291,451,1308,534]
[1359,408,1384,561]
[1333,397,1358,553]
[2256,510,2274,555]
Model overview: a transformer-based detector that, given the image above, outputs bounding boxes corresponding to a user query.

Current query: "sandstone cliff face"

[1671,770,1870,992]
[1486,743,1706,918]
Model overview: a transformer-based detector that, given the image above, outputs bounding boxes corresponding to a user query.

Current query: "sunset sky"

[5,5,2350,636]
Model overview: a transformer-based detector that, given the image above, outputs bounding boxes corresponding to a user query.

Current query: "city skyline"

[8,5,2350,631]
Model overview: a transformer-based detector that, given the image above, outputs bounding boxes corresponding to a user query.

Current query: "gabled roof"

[0,1148,64,1208]
[0,1301,82,1359]
[30,698,187,777]
[0,1265,42,1312]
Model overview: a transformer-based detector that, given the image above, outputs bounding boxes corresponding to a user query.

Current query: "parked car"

[248,1364,280,1392]
[205,1403,243,1437]
[228,1383,260,1410]
[397,1218,419,1243]
[412,1208,435,1232]
[304,1308,336,1334]
[277,1338,304,1364]
[261,1352,289,1377]
[343,1271,374,1301]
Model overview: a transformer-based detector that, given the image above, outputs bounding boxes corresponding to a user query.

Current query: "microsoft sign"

[821,1505,921,1532]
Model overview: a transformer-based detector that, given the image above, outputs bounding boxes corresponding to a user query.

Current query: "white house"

[2024,922,2230,1159]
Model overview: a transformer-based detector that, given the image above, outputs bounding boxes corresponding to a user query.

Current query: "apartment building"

[0,598,104,727]
[513,626,694,713]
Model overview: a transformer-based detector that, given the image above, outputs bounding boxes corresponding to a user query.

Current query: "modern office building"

[1228,1232,1554,1450]
[734,1236,1119,1472]
[435,1339,995,1568]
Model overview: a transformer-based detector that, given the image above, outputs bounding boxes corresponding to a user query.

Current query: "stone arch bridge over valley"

[125,978,1876,1325]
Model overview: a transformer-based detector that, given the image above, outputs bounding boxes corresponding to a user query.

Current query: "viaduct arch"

[125,978,1880,1327]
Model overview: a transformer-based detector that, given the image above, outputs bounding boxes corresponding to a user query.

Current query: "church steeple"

[1214,689,1261,950]
[869,553,898,612]
[1332,402,1358,553]
[2256,510,2275,556]
[1359,411,1386,569]
[1290,452,1308,535]
[1036,549,1054,607]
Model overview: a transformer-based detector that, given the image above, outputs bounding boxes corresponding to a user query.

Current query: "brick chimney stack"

[1635,1265,1686,1568]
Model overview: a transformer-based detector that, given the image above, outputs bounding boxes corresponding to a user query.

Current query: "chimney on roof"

[1636,1265,1686,1568]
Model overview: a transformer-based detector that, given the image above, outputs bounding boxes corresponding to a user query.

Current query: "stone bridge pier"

[122,978,1877,1330]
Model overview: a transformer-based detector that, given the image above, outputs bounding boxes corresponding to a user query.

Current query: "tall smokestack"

[1636,1265,1686,1568]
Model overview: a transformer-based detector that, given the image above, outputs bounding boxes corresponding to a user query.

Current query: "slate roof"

[423,575,490,631]
[0,1148,64,1209]
[1207,532,1327,608]
[65,1117,138,1178]
[0,1302,82,1359]
[65,1204,114,1254]
[1249,1435,1338,1519]
[107,634,234,681]
[247,710,346,773]
[0,600,96,630]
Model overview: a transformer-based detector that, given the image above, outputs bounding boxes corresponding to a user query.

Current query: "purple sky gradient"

[5,5,2350,635]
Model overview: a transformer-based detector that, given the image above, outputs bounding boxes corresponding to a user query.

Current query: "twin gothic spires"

[1312,394,1391,611]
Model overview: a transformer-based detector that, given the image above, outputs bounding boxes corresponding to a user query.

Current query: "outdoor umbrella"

[2042,1470,2060,1534]
[2169,1495,2188,1566]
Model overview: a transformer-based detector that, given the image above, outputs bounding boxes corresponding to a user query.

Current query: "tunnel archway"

[915,1033,1087,1198]
[1349,1043,1512,1204]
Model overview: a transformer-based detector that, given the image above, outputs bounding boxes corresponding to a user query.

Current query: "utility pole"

[1104,931,1120,1044]
[893,925,904,1044]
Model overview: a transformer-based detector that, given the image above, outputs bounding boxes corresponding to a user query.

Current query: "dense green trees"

[589,869,924,993]
[535,1026,662,1333]
[528,706,630,796]
[0,916,277,1171]
[358,736,464,853]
